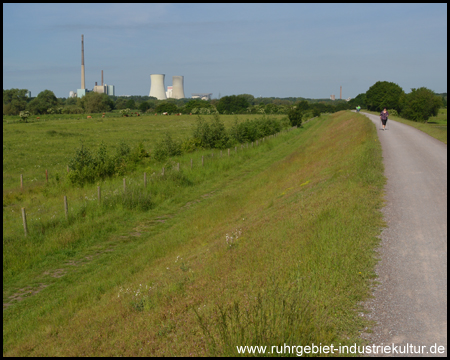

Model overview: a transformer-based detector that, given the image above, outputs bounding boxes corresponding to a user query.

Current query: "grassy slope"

[3,111,386,356]
[361,109,447,144]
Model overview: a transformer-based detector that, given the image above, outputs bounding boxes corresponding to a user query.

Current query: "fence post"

[235,146,237,153]
[202,156,204,166]
[45,169,48,183]
[177,163,180,171]
[162,167,165,176]
[211,152,214,158]
[67,165,69,173]
[123,178,126,194]
[228,149,230,157]
[144,172,147,187]
[64,196,68,221]
[20,174,23,190]
[98,186,101,205]
[191,158,193,168]
[220,150,222,157]
[22,207,28,236]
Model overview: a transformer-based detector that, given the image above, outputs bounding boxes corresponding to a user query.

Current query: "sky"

[3,3,447,99]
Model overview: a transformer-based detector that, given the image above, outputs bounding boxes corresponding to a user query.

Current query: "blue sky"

[3,3,447,99]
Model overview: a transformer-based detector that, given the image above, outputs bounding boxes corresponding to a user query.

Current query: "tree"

[125,99,136,109]
[26,90,58,115]
[115,98,128,110]
[155,102,178,114]
[79,92,113,113]
[138,101,150,112]
[295,100,310,112]
[365,81,404,112]
[399,87,443,122]
[288,107,303,127]
[184,99,212,114]
[237,94,255,105]
[3,88,29,115]
[216,95,250,114]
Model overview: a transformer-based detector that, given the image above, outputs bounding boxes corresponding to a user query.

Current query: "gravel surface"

[360,112,447,357]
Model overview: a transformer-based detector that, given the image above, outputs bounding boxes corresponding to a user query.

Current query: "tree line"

[4,83,446,122]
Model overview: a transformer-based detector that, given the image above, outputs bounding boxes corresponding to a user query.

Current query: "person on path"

[380,107,389,130]
[356,105,361,113]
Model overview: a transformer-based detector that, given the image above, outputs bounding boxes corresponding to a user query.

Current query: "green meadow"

[3,111,386,356]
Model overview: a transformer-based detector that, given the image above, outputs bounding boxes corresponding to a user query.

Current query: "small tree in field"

[288,107,303,127]
[19,110,30,123]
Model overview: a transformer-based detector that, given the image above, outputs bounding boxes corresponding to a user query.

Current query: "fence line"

[17,125,301,235]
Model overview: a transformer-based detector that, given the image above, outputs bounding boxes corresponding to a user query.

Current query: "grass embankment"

[3,111,386,356]
[361,108,447,144]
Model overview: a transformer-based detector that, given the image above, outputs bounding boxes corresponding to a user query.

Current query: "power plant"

[171,76,185,99]
[72,35,115,98]
[149,74,167,100]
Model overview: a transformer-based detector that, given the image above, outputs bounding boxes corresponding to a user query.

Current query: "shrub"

[153,133,182,162]
[288,107,303,127]
[399,87,443,122]
[19,110,30,122]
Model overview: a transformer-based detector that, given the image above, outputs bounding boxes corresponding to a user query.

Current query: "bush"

[399,87,443,122]
[153,133,182,162]
[288,107,303,127]
[365,81,404,112]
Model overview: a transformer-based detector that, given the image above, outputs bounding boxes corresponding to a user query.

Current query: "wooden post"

[67,165,69,173]
[211,152,213,158]
[45,169,48,183]
[228,149,230,157]
[123,178,126,193]
[64,196,68,221]
[98,186,101,205]
[144,172,147,187]
[235,146,237,153]
[220,150,222,157]
[202,156,204,166]
[191,158,193,168]
[22,207,28,236]
[252,142,253,147]
[177,163,180,171]
[162,167,165,176]
[20,174,23,190]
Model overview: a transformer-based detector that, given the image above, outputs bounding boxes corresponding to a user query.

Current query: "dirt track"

[360,112,447,357]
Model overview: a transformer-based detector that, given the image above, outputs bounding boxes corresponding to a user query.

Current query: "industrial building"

[330,94,335,101]
[192,93,212,100]
[171,76,185,99]
[74,35,115,98]
[166,86,173,99]
[25,91,31,98]
[149,74,167,100]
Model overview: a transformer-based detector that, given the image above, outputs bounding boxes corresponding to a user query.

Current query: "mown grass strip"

[3,111,386,356]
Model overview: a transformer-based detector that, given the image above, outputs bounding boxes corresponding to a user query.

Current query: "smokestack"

[101,70,103,86]
[81,35,85,89]
[340,86,342,100]
[95,82,97,86]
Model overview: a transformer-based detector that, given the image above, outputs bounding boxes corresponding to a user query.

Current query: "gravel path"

[360,112,447,357]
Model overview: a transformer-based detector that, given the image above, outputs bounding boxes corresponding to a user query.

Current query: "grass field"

[3,111,386,356]
[360,108,447,144]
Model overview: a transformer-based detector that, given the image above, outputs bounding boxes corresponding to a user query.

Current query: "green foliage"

[78,92,113,114]
[67,140,146,186]
[399,87,443,122]
[125,99,136,109]
[19,110,30,122]
[229,115,283,143]
[153,133,183,162]
[216,95,250,114]
[288,107,303,127]
[192,114,231,149]
[26,90,58,115]
[184,99,212,114]
[3,88,29,115]
[365,81,404,112]
[155,102,178,114]
[138,101,151,112]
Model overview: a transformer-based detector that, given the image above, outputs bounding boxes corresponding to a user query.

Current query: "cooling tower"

[81,35,85,89]
[172,76,185,99]
[149,74,167,100]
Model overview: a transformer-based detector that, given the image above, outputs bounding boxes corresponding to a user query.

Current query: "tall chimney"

[340,86,342,100]
[81,35,85,89]
[101,70,103,86]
